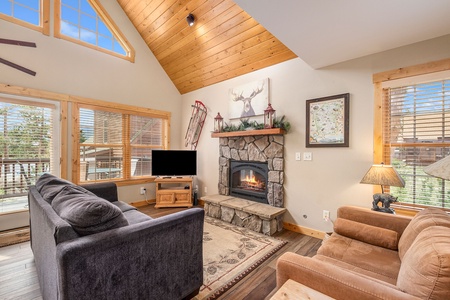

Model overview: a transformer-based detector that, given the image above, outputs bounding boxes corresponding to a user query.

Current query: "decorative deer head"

[231,83,265,117]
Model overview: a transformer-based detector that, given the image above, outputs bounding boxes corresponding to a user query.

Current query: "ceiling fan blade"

[0,38,36,48]
[0,57,36,76]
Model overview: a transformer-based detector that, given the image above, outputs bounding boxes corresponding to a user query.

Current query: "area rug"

[192,216,287,300]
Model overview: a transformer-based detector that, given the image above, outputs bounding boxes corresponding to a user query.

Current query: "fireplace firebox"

[229,160,268,204]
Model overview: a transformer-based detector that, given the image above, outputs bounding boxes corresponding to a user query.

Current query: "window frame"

[54,0,135,62]
[72,101,170,185]
[0,95,61,176]
[0,0,50,35]
[373,58,450,213]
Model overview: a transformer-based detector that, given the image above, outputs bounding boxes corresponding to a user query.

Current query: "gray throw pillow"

[52,185,128,236]
[36,173,95,203]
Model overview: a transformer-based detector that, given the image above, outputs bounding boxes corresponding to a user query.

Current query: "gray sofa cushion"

[52,185,128,236]
[123,209,153,225]
[112,201,138,213]
[36,173,94,203]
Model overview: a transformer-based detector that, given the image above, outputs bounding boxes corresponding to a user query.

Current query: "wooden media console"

[154,177,193,208]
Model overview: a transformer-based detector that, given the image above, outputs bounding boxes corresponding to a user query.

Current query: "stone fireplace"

[201,129,286,236]
[218,134,284,207]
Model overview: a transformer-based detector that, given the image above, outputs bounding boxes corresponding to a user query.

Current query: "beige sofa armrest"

[276,252,419,300]
[337,206,412,237]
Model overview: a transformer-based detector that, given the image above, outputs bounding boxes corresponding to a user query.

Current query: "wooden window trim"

[72,102,170,185]
[373,57,450,212]
[0,83,171,186]
[0,86,67,180]
[0,0,50,35]
[54,0,135,62]
[71,103,170,185]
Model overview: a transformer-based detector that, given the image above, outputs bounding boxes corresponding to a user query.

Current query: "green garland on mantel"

[222,115,291,133]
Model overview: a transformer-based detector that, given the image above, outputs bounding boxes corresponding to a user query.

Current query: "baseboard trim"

[0,227,30,247]
[283,222,326,239]
[130,199,156,207]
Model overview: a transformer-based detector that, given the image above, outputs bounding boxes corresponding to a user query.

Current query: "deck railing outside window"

[0,158,50,212]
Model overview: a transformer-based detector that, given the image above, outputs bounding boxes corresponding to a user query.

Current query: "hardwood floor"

[0,205,322,300]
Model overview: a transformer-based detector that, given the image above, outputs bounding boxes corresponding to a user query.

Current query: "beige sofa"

[276,206,450,299]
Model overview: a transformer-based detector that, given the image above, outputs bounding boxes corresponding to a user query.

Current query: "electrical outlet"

[140,187,146,195]
[204,186,208,193]
[323,210,330,221]
[295,152,301,161]
[304,152,312,161]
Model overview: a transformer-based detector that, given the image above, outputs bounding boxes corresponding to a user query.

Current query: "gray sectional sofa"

[28,174,204,300]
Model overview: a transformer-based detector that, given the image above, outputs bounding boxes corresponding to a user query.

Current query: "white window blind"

[383,79,450,208]
[79,107,123,182]
[78,106,166,182]
[130,115,163,177]
[0,96,58,213]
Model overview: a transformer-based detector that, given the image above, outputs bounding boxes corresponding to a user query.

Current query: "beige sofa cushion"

[398,207,450,260]
[397,226,450,299]
[334,218,398,250]
[317,233,401,284]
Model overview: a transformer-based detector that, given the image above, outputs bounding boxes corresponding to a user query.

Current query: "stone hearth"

[201,194,286,236]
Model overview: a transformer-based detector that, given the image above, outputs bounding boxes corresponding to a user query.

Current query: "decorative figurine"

[372,193,398,214]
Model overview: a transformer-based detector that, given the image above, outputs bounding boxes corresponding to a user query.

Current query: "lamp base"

[371,193,398,214]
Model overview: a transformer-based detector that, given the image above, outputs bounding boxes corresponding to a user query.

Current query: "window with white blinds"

[77,105,166,183]
[383,79,450,208]
[79,107,124,182]
[0,96,59,213]
[130,115,163,177]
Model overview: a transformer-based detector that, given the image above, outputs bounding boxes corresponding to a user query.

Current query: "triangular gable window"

[55,0,135,62]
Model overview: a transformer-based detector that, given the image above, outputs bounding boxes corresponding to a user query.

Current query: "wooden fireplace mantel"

[211,128,286,138]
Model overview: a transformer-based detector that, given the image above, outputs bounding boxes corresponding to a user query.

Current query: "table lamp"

[360,163,405,213]
[423,155,450,180]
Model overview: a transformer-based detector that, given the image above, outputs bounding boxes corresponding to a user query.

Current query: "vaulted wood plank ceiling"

[117,0,297,94]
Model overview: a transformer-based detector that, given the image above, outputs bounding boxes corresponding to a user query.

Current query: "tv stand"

[155,177,193,208]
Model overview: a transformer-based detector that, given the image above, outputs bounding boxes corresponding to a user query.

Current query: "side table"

[270,279,335,300]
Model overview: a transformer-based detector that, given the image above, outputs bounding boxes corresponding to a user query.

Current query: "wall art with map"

[306,93,350,147]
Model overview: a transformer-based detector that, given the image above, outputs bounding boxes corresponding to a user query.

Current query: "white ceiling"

[234,0,450,69]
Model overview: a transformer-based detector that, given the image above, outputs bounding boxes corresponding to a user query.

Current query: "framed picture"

[306,93,350,147]
[228,78,269,119]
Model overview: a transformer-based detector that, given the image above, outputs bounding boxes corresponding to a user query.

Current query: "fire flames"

[239,174,265,191]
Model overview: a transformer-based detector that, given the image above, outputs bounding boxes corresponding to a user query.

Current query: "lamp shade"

[360,164,405,187]
[424,155,450,180]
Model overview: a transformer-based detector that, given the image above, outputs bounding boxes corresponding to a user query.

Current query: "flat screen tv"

[151,150,197,177]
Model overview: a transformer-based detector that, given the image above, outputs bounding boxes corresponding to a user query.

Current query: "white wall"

[182,35,450,232]
[0,1,181,206]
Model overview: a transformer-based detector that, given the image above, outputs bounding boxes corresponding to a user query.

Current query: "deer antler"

[231,90,245,102]
[249,84,264,98]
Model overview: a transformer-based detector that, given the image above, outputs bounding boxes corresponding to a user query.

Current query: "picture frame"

[228,78,269,119]
[306,93,350,147]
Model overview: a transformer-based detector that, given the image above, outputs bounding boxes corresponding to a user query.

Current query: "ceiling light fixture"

[186,13,195,26]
